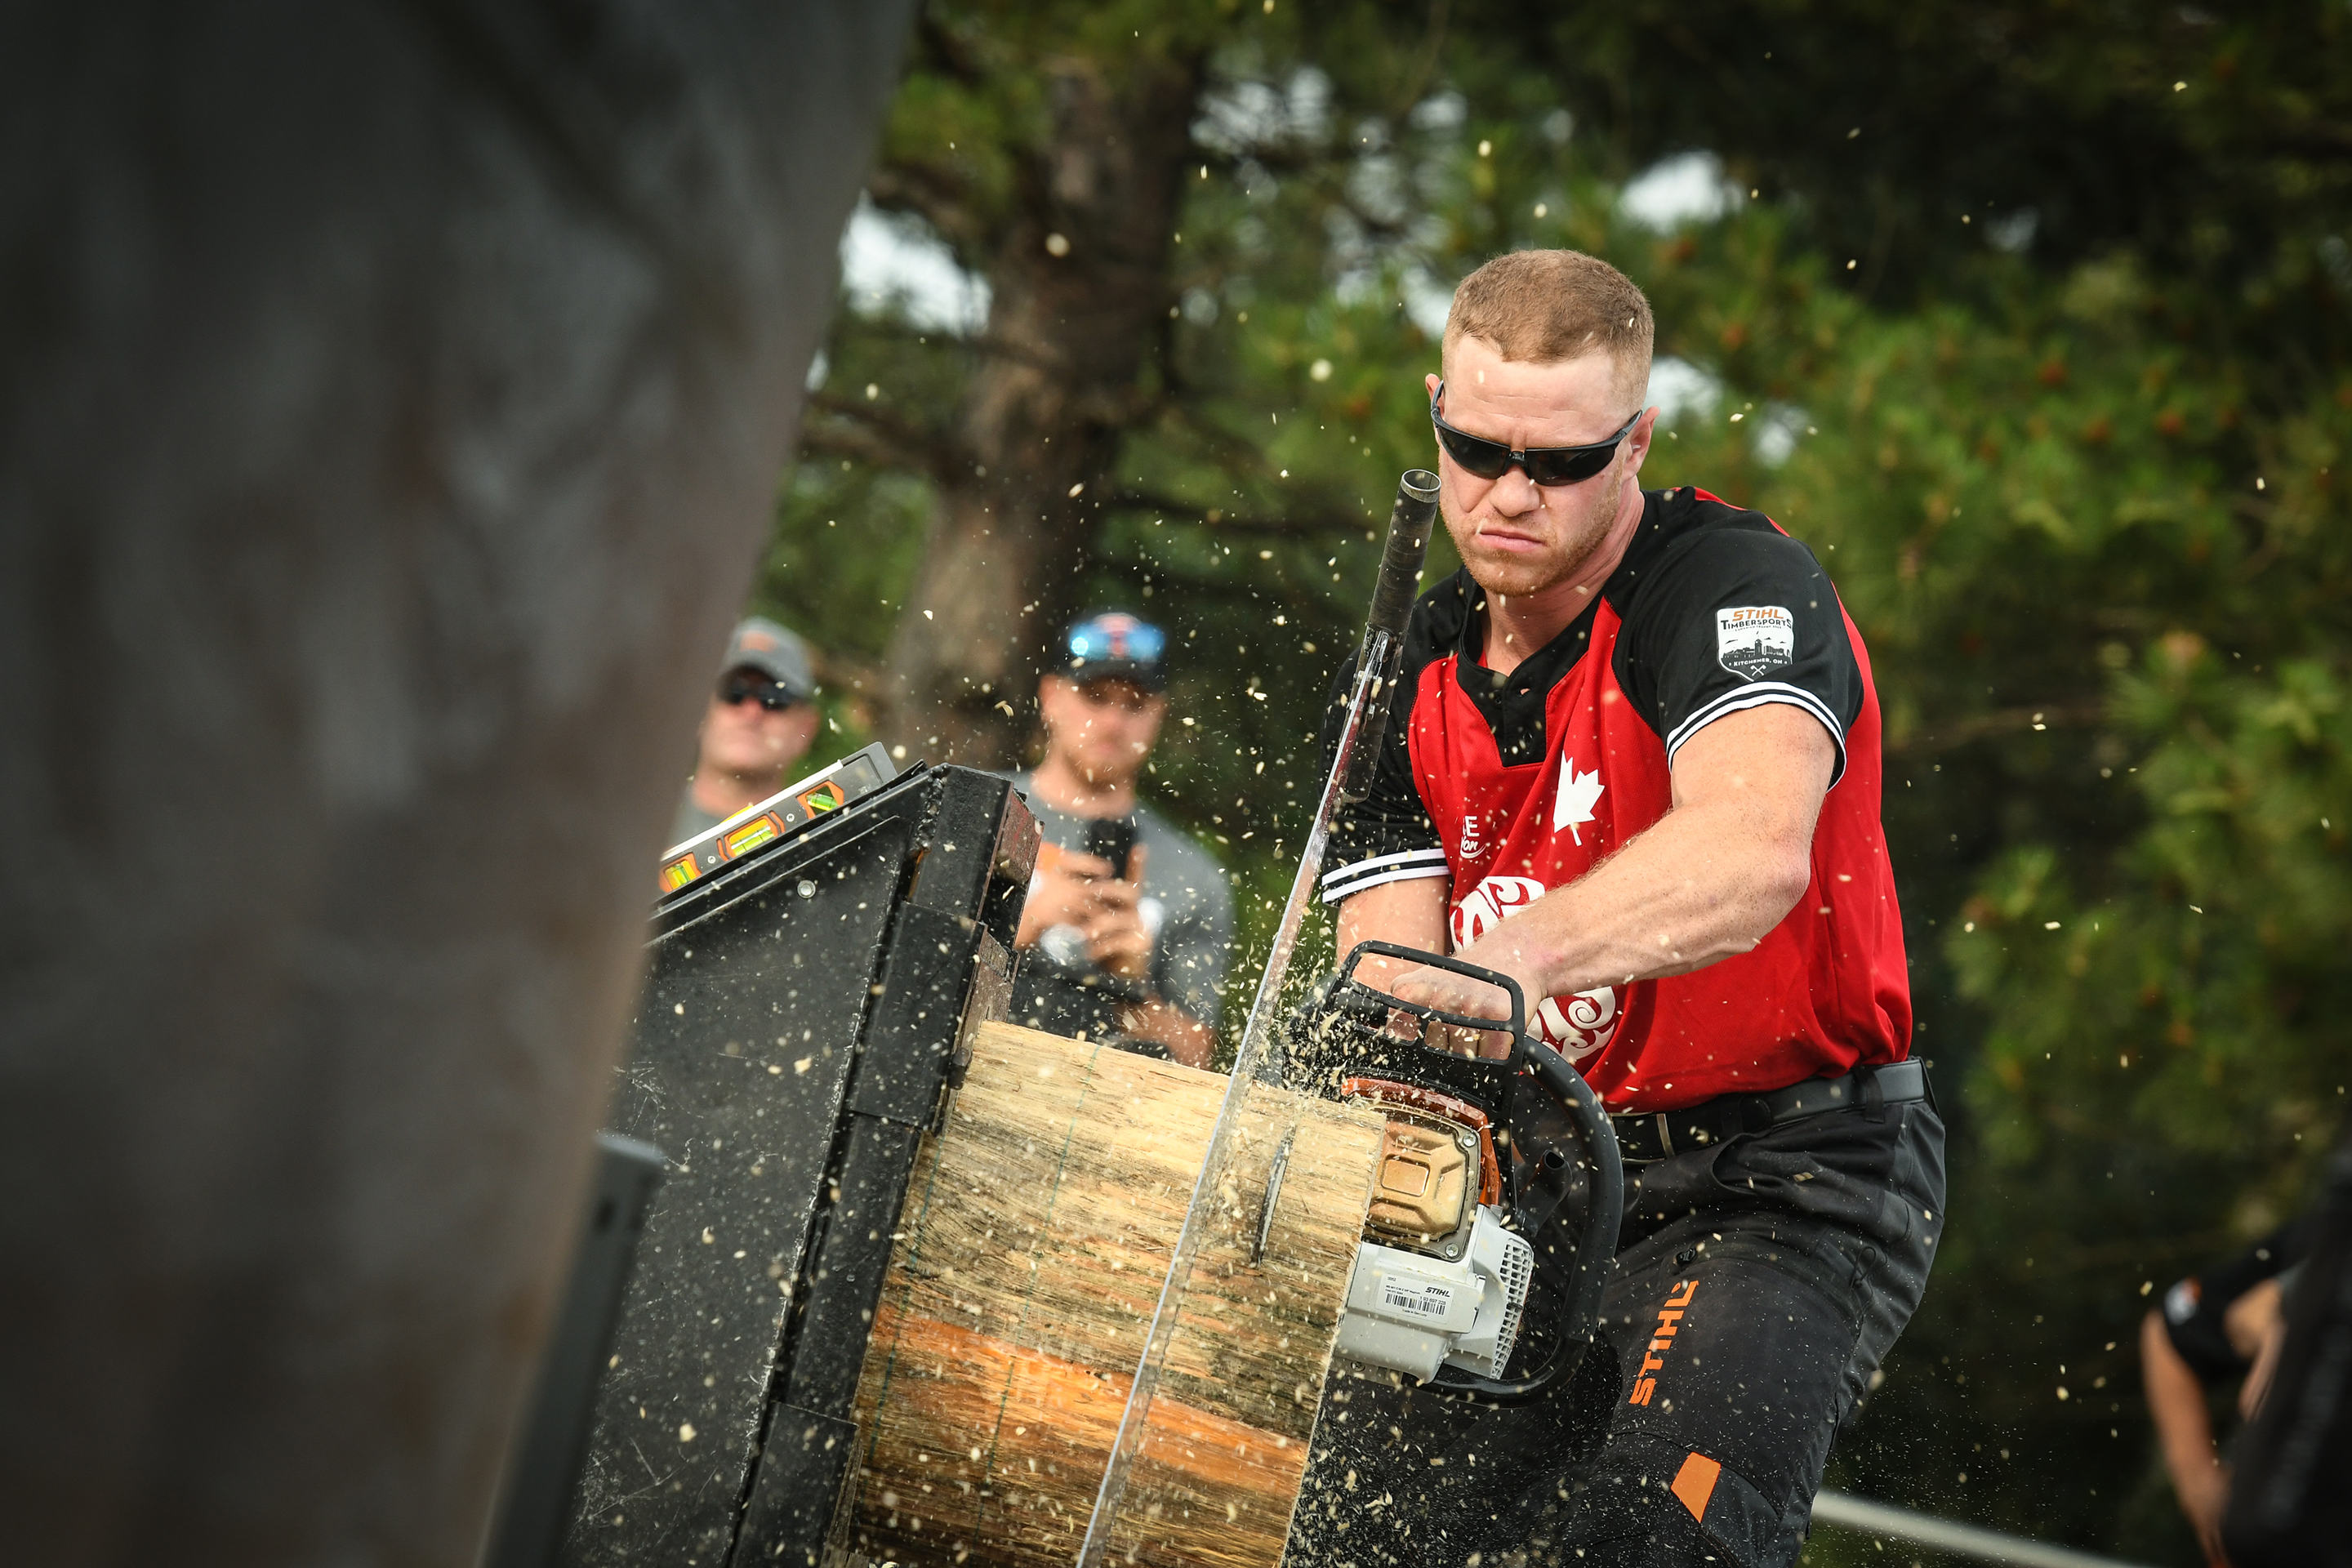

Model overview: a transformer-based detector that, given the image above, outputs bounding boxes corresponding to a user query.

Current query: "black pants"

[1289,1098,1945,1568]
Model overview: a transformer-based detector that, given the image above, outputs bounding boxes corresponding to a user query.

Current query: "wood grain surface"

[841,1022,1383,1568]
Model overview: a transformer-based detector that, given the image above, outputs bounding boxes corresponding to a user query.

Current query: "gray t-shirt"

[670,786,726,849]
[1006,772,1235,1046]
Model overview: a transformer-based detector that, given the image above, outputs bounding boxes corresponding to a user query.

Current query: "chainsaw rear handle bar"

[1331,942,1625,1405]
[1366,469,1440,638]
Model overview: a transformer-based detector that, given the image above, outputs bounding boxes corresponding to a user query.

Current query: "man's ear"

[1621,407,1661,479]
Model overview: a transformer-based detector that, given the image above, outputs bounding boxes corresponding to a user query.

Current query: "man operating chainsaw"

[1317,249,1944,1568]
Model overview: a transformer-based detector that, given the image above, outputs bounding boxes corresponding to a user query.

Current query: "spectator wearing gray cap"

[670,617,820,846]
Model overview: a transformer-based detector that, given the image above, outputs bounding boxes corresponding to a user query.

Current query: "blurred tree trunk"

[880,51,1201,767]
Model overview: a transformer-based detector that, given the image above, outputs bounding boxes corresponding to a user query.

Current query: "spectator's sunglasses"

[719,670,801,711]
[1067,616,1166,666]
[1430,381,1642,487]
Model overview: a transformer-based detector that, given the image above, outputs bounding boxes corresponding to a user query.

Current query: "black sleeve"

[1316,651,1448,904]
[1614,525,1864,785]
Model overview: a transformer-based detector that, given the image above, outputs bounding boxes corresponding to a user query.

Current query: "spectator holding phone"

[1009,612,1232,1067]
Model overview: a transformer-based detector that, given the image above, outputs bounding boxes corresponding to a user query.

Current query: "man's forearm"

[1468,795,1813,1000]
[1461,706,1828,1004]
[1334,875,1450,987]
[1332,801,1809,1000]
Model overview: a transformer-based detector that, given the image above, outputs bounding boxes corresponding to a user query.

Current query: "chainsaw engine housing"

[1334,1208,1535,1383]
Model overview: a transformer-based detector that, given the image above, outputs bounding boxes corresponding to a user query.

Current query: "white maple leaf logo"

[1552,764,1604,845]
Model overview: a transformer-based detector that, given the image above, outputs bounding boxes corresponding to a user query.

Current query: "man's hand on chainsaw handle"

[1334,880,1527,1059]
[1384,964,1526,1060]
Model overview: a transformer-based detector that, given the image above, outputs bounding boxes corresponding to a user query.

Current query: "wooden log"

[842,1022,1384,1568]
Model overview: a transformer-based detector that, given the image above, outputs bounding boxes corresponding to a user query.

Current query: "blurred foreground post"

[0,3,908,1563]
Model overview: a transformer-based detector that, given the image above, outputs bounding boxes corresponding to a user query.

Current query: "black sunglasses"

[1430,382,1642,486]
[719,671,801,711]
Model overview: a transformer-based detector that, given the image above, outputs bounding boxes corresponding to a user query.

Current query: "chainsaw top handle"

[1331,940,1529,1062]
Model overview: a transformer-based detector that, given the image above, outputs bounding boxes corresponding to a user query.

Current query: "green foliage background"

[758,4,2352,1561]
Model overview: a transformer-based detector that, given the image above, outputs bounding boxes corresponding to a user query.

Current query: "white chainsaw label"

[1382,1277,1456,1318]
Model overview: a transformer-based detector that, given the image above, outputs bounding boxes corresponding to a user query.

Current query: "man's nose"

[1487,465,1545,516]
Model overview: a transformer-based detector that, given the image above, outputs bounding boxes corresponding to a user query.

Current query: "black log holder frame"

[547,763,1037,1568]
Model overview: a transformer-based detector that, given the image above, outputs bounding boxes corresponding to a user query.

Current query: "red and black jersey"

[1320,485,1910,1114]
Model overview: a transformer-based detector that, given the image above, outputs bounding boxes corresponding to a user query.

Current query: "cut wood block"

[841,1022,1383,1568]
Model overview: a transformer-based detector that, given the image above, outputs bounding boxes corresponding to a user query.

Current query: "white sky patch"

[1401,266,1456,338]
[1644,355,1722,425]
[1619,151,1744,234]
[1195,67,1333,154]
[839,195,990,335]
[1987,208,2039,255]
[1753,403,1809,466]
[1408,90,1467,133]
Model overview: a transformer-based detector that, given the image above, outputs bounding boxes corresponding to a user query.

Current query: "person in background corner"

[1006,612,1232,1068]
[2144,1224,2305,1566]
[670,616,821,847]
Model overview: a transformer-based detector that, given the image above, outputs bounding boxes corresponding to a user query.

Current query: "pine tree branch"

[1103,488,1374,537]
[866,163,991,253]
[800,394,966,483]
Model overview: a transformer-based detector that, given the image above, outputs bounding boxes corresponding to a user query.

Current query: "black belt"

[1608,1059,1928,1164]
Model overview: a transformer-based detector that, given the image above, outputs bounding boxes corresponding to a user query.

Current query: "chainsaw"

[1285,941,1624,1401]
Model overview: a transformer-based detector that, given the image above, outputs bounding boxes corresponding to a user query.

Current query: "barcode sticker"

[1383,1278,1454,1319]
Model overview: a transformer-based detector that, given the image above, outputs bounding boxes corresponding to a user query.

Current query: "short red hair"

[1442,249,1654,399]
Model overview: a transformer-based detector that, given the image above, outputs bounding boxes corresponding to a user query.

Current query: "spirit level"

[655,742,898,898]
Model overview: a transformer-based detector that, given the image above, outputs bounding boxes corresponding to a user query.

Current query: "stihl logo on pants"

[1628,1278,1697,1406]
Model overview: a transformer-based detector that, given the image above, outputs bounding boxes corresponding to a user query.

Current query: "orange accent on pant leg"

[1628,1378,1654,1406]
[1637,1354,1664,1375]
[1670,1451,1721,1521]
[1664,1278,1699,1309]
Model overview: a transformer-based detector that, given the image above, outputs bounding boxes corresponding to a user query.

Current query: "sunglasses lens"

[1524,445,1619,486]
[1435,422,1515,479]
[1067,617,1165,665]
[721,675,795,709]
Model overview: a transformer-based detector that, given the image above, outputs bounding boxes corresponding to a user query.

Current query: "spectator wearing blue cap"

[1009,612,1233,1067]
[670,616,821,846]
